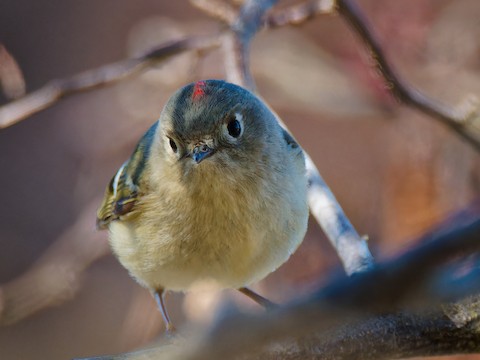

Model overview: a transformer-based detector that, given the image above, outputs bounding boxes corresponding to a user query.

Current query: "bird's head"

[154,80,279,183]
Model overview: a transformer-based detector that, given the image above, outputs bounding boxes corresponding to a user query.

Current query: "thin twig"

[336,0,480,151]
[0,35,220,129]
[305,155,374,274]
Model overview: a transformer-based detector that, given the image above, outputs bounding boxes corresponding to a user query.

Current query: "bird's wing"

[96,162,139,229]
[96,122,159,230]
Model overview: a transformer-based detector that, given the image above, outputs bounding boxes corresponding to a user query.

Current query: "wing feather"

[96,162,138,229]
[96,121,159,230]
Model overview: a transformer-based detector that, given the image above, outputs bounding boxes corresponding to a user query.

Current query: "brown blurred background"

[1,0,480,359]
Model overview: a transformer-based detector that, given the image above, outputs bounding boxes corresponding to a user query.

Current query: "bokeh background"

[1,0,480,359]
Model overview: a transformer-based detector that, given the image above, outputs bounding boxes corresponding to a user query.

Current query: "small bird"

[97,80,309,331]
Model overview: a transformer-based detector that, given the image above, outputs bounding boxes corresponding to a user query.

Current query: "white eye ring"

[224,112,244,139]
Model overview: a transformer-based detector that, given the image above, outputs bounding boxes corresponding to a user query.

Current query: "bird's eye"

[227,118,242,138]
[169,138,178,153]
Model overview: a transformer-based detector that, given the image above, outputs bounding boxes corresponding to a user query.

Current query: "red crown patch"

[192,81,207,101]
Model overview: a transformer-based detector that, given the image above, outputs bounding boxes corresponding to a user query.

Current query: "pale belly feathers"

[109,155,308,291]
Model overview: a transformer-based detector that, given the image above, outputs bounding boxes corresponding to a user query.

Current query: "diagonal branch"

[336,0,480,151]
[305,155,374,274]
[249,305,480,360]
[0,35,220,129]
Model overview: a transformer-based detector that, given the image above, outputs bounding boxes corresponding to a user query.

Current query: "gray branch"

[260,307,480,360]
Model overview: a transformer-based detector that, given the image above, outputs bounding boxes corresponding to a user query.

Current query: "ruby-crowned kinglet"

[97,80,309,331]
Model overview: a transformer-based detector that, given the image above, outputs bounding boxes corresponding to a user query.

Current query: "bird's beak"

[191,143,215,164]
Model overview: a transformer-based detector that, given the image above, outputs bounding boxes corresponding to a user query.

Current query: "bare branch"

[305,155,374,274]
[77,304,480,360]
[250,306,480,360]
[336,0,480,151]
[0,35,220,129]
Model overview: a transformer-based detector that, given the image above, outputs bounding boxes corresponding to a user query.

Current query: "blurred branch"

[0,202,109,326]
[77,202,480,360]
[0,44,25,99]
[0,36,220,129]
[79,303,480,359]
[336,0,480,151]
[249,305,480,360]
